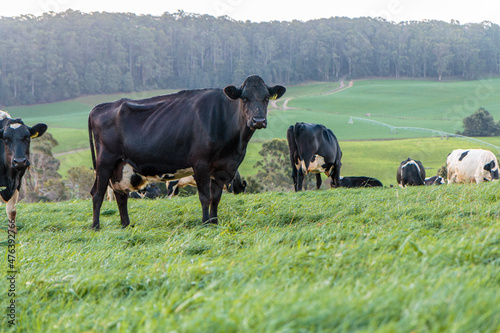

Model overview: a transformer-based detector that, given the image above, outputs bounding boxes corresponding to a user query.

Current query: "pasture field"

[1,184,499,332]
[5,78,500,179]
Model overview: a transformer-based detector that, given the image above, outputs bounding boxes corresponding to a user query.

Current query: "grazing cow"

[339,176,383,188]
[447,149,499,183]
[287,122,342,191]
[0,111,47,233]
[89,75,285,229]
[167,170,247,198]
[130,184,162,199]
[424,175,445,185]
[397,158,425,186]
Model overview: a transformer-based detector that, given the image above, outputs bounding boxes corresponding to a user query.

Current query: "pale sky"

[1,0,500,24]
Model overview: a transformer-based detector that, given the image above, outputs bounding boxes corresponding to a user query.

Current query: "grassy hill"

[3,184,499,332]
[5,78,500,181]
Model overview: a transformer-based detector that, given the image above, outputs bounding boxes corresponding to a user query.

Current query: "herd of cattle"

[2,75,499,232]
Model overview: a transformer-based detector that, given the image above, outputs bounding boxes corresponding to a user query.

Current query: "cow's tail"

[88,114,97,170]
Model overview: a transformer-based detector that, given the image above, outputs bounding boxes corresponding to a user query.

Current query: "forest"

[1,10,500,106]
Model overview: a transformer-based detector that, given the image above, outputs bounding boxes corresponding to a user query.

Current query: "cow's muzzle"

[12,157,29,169]
[251,117,267,129]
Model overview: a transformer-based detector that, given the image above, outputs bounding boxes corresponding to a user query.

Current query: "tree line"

[1,10,500,106]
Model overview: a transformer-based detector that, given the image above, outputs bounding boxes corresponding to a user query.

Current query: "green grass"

[2,185,499,332]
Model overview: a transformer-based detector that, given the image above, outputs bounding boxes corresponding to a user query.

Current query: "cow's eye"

[24,137,30,142]
[3,138,11,144]
[242,97,248,103]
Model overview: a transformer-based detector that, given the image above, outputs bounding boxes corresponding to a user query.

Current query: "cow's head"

[484,160,499,180]
[224,75,286,130]
[0,118,47,171]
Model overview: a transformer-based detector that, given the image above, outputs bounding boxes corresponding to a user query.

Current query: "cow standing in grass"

[397,158,425,187]
[287,122,342,191]
[88,75,285,229]
[0,111,47,233]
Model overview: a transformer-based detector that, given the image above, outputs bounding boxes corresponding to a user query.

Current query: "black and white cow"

[166,170,247,198]
[447,149,499,183]
[397,158,425,186]
[424,175,445,185]
[339,176,383,188]
[287,122,342,191]
[0,111,47,233]
[129,184,162,199]
[88,75,285,229]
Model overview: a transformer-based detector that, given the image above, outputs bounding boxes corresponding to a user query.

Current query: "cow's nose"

[251,117,267,129]
[12,158,29,169]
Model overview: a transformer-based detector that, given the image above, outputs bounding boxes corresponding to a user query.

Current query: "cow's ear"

[224,85,242,100]
[268,85,286,100]
[29,123,48,139]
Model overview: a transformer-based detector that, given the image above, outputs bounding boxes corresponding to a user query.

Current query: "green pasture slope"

[5,78,500,180]
[2,185,499,331]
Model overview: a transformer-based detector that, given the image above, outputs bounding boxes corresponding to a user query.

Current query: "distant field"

[6,78,500,179]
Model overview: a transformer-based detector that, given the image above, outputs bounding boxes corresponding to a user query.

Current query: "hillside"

[6,78,500,185]
[3,185,499,331]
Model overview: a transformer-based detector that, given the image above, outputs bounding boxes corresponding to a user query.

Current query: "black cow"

[88,75,285,229]
[397,158,425,186]
[339,176,383,188]
[0,111,47,233]
[167,170,247,198]
[287,122,342,191]
[424,175,445,185]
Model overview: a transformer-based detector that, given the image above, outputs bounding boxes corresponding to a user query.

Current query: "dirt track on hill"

[270,78,353,111]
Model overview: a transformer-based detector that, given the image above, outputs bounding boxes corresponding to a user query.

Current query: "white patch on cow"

[9,123,22,129]
[297,155,332,175]
[110,163,138,192]
[0,111,11,120]
[402,160,420,173]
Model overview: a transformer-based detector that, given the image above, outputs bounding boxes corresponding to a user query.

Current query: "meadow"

[6,78,500,182]
[1,184,499,332]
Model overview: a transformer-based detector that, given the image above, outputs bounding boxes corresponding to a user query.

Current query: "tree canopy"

[1,10,500,106]
[458,107,500,137]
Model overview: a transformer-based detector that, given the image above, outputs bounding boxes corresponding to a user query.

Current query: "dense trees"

[1,11,500,106]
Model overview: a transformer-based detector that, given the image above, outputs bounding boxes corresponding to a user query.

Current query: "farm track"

[53,147,90,157]
[270,78,354,110]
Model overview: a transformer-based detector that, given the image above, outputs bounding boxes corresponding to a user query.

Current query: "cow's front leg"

[208,178,224,224]
[330,162,342,188]
[194,167,211,224]
[6,190,19,234]
[114,191,131,228]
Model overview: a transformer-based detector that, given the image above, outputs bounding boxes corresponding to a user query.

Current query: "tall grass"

[2,184,499,332]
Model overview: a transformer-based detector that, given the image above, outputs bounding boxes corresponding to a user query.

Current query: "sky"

[1,0,500,25]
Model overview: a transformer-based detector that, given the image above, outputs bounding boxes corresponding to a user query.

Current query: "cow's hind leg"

[297,168,305,191]
[114,191,131,228]
[91,167,113,230]
[6,190,19,234]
